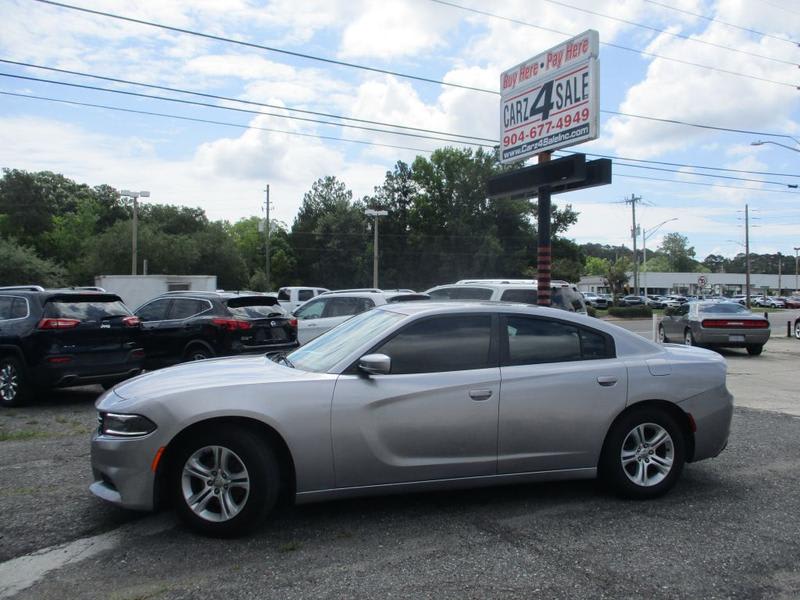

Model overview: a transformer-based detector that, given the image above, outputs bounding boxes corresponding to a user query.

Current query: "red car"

[784,296,800,309]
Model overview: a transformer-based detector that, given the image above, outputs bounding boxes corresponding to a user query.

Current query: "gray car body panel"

[661,302,771,348]
[91,302,733,512]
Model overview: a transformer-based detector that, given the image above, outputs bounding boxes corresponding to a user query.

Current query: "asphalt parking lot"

[1,337,798,599]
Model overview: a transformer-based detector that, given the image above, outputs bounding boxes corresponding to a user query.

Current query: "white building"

[578,272,797,296]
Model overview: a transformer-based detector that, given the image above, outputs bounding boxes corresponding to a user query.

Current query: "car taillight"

[701,319,769,329]
[38,318,80,330]
[211,318,252,331]
[122,316,141,327]
[289,318,297,328]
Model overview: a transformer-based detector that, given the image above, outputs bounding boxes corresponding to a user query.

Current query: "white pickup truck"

[276,286,329,313]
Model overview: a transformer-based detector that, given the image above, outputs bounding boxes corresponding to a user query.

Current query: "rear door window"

[0,296,15,320]
[168,298,212,320]
[500,289,538,304]
[374,315,494,374]
[324,297,365,318]
[503,316,613,365]
[298,289,314,302]
[45,298,130,320]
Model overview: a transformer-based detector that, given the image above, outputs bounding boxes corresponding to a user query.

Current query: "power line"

[541,0,796,65]
[32,0,800,92]
[615,172,800,194]
[0,59,496,144]
[427,0,798,89]
[0,90,439,154]
[641,0,799,46]
[4,83,798,185]
[0,72,489,147]
[6,58,799,145]
[612,161,795,187]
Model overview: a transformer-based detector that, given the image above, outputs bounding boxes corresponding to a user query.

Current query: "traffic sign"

[697,276,708,287]
[499,30,600,164]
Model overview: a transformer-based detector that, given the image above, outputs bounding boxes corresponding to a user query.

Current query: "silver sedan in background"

[658,301,770,355]
[91,302,733,537]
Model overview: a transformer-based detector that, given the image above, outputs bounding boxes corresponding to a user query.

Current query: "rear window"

[552,288,586,312]
[226,298,285,318]
[500,289,537,304]
[699,303,748,314]
[45,299,130,320]
[428,287,493,300]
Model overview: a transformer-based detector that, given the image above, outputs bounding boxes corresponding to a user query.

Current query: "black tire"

[794,319,800,340]
[657,324,668,343]
[599,407,686,499]
[683,329,695,347]
[171,427,279,537]
[0,355,31,407]
[184,345,213,362]
[746,345,763,356]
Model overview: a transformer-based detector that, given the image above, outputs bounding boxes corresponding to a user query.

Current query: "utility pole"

[778,252,782,295]
[264,185,271,291]
[795,247,800,293]
[745,203,751,308]
[365,209,388,288]
[624,194,642,294]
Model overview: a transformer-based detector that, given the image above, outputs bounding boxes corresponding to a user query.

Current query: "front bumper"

[90,429,162,511]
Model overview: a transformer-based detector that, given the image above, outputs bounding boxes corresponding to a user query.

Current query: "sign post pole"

[537,151,552,307]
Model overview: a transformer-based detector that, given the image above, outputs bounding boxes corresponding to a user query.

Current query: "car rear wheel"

[683,329,695,346]
[0,356,30,407]
[172,427,279,537]
[746,345,763,356]
[184,345,213,362]
[794,319,800,340]
[600,408,686,499]
[657,324,667,343]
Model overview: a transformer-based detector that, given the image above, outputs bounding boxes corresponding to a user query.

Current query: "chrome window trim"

[165,297,214,322]
[0,295,31,321]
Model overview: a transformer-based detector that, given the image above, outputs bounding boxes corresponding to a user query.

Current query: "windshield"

[698,303,749,314]
[287,308,405,373]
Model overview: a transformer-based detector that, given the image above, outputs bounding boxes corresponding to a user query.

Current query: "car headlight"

[99,412,157,437]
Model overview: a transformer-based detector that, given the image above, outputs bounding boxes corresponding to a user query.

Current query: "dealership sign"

[500,30,600,164]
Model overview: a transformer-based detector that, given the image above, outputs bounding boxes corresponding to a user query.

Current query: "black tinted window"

[46,299,129,320]
[298,289,313,301]
[277,289,290,301]
[0,296,14,320]
[375,315,493,374]
[136,299,171,321]
[428,287,493,300]
[226,298,284,318]
[324,297,365,318]
[501,289,537,304]
[170,298,212,319]
[504,317,611,365]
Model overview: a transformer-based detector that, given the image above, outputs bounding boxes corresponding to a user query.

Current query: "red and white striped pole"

[537,151,552,307]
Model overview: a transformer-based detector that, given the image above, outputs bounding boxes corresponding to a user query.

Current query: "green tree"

[584,256,610,276]
[0,238,65,287]
[659,232,698,272]
[605,258,631,297]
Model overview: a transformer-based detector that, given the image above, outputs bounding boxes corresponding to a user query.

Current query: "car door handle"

[596,376,618,387]
[469,389,493,401]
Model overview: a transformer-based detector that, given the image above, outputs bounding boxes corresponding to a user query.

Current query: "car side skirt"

[294,467,597,504]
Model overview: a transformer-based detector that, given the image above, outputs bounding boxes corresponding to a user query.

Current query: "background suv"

[0,286,143,406]
[294,289,429,344]
[134,291,297,369]
[425,280,587,314]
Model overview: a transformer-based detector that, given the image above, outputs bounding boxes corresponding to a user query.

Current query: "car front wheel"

[172,427,280,537]
[600,408,686,499]
[657,324,667,343]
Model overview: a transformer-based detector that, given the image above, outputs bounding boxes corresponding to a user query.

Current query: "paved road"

[1,332,799,599]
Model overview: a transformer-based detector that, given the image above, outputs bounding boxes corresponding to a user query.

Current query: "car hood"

[110,354,313,401]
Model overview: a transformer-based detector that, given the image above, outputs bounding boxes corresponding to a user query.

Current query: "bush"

[586,306,597,318]
[608,305,653,318]
[0,238,65,287]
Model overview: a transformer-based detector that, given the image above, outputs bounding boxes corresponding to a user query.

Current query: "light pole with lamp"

[751,140,800,154]
[365,209,388,288]
[641,218,678,297]
[794,247,800,293]
[120,190,150,276]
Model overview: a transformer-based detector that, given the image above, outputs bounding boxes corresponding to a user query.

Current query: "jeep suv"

[133,291,298,369]
[0,286,144,406]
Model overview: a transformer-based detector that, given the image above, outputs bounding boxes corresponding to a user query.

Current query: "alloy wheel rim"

[181,445,250,523]
[620,423,674,487]
[0,363,18,402]
[658,326,665,343]
[684,331,693,346]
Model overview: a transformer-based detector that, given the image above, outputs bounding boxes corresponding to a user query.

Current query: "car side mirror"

[358,353,391,375]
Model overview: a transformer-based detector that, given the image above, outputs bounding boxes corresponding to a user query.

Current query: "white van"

[425,279,587,314]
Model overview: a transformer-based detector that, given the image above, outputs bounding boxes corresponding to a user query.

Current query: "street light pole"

[365,209,388,288]
[794,247,800,293]
[121,189,150,276]
[751,140,800,154]
[641,218,678,297]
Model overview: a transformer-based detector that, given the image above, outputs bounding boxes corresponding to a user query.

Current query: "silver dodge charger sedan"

[91,302,733,536]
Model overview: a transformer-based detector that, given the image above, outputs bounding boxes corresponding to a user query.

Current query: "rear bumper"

[34,349,145,388]
[695,329,770,347]
[678,384,734,462]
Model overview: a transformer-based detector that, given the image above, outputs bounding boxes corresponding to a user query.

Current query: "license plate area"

[729,334,745,343]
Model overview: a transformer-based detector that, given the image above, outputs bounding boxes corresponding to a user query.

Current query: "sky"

[0,0,798,260]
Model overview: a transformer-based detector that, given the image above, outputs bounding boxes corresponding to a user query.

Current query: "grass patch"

[278,541,302,553]
[0,429,51,442]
